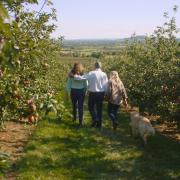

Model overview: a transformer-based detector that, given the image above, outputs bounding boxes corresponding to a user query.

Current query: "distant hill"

[63,36,146,47]
[63,36,180,47]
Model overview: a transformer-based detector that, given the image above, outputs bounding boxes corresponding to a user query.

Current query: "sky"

[30,0,180,39]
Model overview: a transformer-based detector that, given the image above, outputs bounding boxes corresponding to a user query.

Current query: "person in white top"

[74,61,108,128]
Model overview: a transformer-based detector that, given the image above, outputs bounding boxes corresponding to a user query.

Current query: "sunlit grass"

[14,103,180,180]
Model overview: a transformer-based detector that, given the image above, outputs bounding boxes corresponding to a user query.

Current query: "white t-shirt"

[74,68,108,92]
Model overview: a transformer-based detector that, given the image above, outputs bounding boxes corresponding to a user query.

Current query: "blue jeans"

[71,88,85,124]
[108,102,119,123]
[88,92,105,127]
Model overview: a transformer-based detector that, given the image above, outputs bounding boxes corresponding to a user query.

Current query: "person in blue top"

[66,63,87,127]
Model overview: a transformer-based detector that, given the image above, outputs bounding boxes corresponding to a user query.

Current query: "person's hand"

[123,99,128,109]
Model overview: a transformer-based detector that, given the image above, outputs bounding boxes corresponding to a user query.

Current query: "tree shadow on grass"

[81,110,180,179]
[15,110,180,180]
[16,134,138,179]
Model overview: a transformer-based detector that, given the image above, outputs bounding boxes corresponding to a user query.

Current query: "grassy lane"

[15,102,180,180]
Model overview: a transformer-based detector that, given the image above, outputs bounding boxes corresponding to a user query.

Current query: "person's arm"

[83,80,88,93]
[68,69,87,80]
[66,77,72,93]
[121,83,128,107]
[122,83,128,99]
[105,81,112,100]
[103,73,108,91]
[74,73,90,81]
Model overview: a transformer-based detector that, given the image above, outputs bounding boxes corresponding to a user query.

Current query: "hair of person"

[94,61,102,69]
[110,71,122,85]
[71,62,84,75]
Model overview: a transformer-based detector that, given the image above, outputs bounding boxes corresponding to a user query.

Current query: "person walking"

[74,61,108,128]
[66,63,87,127]
[106,71,128,130]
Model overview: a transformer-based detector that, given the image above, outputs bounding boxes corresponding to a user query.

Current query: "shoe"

[113,122,118,130]
[72,114,77,122]
[96,121,102,128]
[79,120,83,127]
[96,124,102,129]
[91,121,97,127]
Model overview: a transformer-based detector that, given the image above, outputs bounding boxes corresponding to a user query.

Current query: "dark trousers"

[88,92,105,127]
[71,88,85,124]
[108,102,120,123]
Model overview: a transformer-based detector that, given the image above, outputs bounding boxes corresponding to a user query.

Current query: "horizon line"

[63,36,180,41]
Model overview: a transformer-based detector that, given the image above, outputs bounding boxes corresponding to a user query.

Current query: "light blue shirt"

[66,77,87,92]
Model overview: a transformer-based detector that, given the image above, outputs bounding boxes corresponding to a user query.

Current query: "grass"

[14,101,180,180]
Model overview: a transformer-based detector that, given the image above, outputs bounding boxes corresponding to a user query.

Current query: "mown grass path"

[14,102,180,180]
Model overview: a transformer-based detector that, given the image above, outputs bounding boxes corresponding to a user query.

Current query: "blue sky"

[31,0,180,39]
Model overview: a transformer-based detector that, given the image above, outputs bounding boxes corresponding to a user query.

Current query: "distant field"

[61,40,125,57]
[59,56,92,62]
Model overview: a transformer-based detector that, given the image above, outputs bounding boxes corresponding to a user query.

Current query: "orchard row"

[103,7,180,127]
[0,0,70,129]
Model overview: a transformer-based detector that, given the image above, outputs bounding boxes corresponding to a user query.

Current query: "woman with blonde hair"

[106,71,128,130]
[66,63,87,127]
